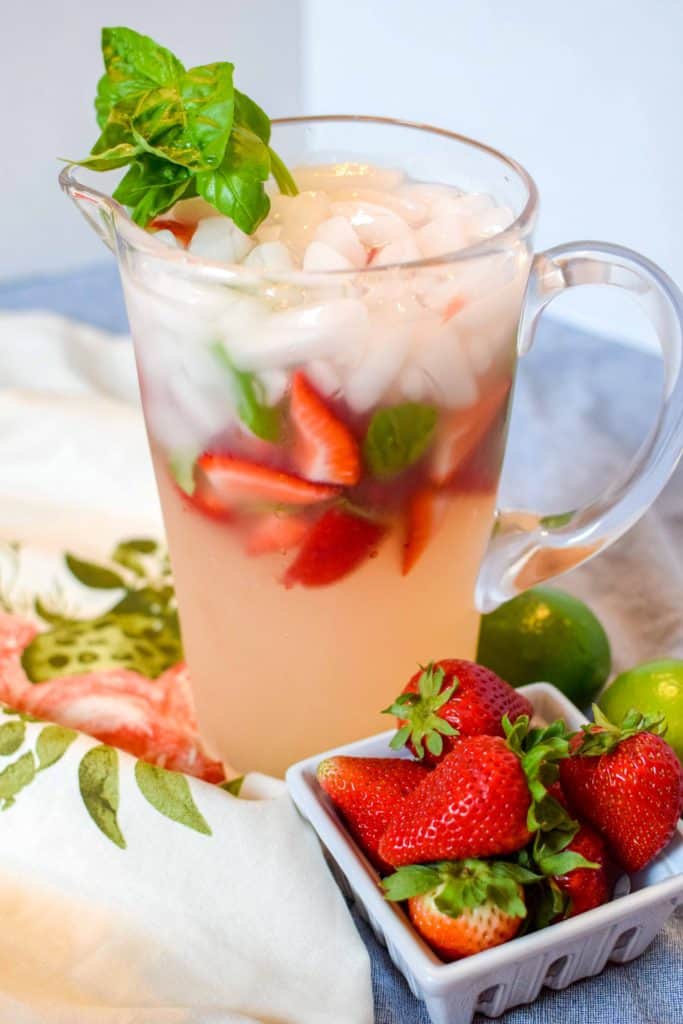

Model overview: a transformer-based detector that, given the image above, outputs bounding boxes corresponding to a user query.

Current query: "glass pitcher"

[61,116,683,775]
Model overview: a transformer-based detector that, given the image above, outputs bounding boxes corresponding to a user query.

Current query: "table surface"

[1,263,681,1024]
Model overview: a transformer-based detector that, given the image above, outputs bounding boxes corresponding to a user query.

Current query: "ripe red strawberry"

[317,756,428,870]
[384,660,534,764]
[245,512,309,555]
[552,822,615,917]
[378,735,533,865]
[402,489,444,575]
[194,454,339,511]
[383,859,537,961]
[290,372,361,486]
[560,708,683,872]
[284,507,386,587]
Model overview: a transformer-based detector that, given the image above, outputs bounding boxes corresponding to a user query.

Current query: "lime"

[476,586,611,707]
[599,660,683,764]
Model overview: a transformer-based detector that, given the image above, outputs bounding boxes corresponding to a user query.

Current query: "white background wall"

[2,0,681,345]
[0,1,304,279]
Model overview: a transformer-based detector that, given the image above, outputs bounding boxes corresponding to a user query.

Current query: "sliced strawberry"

[284,507,386,587]
[402,488,446,575]
[290,372,361,486]
[148,217,197,248]
[195,454,339,511]
[430,380,510,486]
[246,512,309,555]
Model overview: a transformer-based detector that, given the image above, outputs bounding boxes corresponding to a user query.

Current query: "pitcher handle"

[476,241,683,612]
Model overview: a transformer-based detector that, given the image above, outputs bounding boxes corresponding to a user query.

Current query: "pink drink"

[122,161,530,774]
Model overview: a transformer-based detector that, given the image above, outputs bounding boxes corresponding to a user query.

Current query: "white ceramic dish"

[287,683,683,1024]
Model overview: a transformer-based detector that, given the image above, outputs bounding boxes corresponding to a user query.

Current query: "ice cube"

[152,229,180,249]
[343,324,412,413]
[314,216,366,267]
[416,215,470,259]
[467,205,515,240]
[270,191,332,257]
[226,299,369,371]
[189,217,254,264]
[303,241,355,272]
[330,187,429,227]
[330,201,411,247]
[372,235,422,267]
[243,242,294,271]
[415,321,479,408]
[305,359,342,398]
[258,368,289,406]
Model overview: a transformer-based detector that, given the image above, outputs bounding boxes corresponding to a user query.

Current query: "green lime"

[476,586,611,707]
[599,660,683,764]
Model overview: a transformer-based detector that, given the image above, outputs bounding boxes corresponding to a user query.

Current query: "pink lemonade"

[123,162,531,774]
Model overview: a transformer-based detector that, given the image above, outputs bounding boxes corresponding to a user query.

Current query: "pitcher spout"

[59,165,118,253]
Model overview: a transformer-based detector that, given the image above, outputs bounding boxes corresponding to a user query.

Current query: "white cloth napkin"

[0,312,374,1024]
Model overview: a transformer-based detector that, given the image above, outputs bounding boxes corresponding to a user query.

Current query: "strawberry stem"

[383,858,540,919]
[383,663,459,759]
[575,705,667,756]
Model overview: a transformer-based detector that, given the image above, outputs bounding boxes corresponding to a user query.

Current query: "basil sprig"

[73,27,297,231]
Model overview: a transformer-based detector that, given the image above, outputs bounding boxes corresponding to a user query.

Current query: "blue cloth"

[1,264,681,1024]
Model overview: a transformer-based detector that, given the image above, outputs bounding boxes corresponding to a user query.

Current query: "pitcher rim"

[59,113,539,279]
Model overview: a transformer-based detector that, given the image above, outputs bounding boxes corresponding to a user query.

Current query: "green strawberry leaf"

[383,663,458,760]
[384,859,540,920]
[382,864,442,902]
[363,404,438,480]
[65,554,126,590]
[575,705,666,756]
[503,715,578,837]
[79,745,126,849]
[135,761,211,835]
[212,342,281,441]
[0,721,26,756]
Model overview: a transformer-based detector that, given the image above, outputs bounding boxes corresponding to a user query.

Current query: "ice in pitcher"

[123,162,531,773]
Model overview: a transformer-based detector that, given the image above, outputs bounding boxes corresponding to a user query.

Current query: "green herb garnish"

[362,402,438,479]
[211,342,281,441]
[72,26,297,231]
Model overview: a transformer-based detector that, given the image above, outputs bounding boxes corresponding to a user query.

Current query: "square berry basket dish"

[286,683,683,1024]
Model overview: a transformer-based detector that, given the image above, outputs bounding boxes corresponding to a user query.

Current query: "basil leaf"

[234,89,271,143]
[131,61,235,171]
[212,343,281,441]
[113,154,194,225]
[363,403,438,479]
[196,126,271,233]
[101,26,185,103]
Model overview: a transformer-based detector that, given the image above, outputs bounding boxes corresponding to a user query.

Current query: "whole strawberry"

[317,756,428,871]
[527,813,615,921]
[378,717,572,867]
[383,858,539,960]
[384,660,533,765]
[560,708,683,872]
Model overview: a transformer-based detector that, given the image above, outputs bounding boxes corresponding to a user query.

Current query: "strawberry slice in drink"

[430,379,511,486]
[402,487,448,575]
[284,507,386,587]
[194,454,339,512]
[290,371,361,486]
[245,512,309,555]
[148,217,197,247]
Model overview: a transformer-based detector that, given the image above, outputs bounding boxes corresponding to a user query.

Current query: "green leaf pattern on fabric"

[79,745,127,849]
[0,751,36,809]
[135,761,211,835]
[36,725,78,770]
[0,720,26,756]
